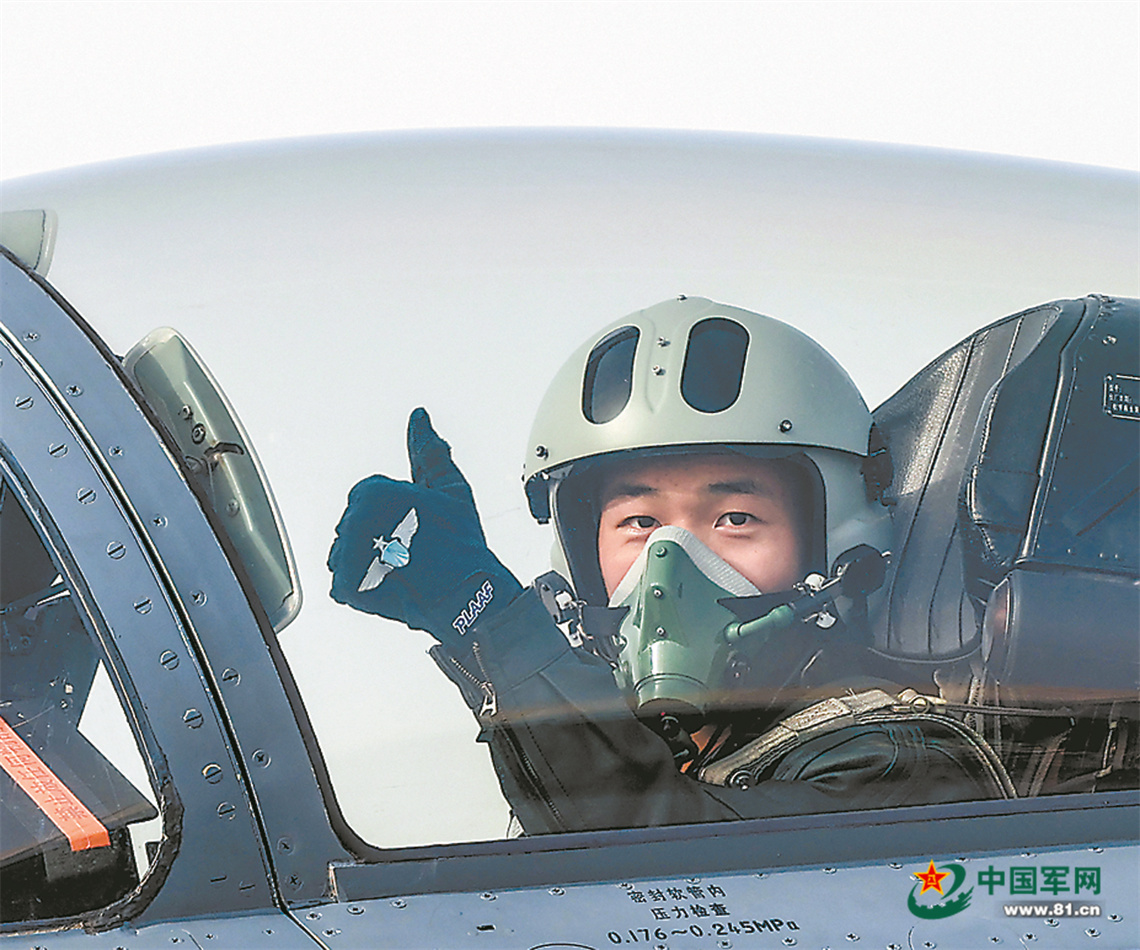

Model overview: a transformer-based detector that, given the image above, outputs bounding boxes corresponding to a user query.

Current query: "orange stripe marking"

[0,716,110,851]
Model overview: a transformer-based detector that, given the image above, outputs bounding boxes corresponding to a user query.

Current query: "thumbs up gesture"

[328,408,522,649]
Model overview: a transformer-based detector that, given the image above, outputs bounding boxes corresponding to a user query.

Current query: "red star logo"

[914,860,950,895]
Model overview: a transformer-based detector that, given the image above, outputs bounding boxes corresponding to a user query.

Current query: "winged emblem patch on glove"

[358,507,419,591]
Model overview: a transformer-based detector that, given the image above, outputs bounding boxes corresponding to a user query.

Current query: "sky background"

[2,0,1138,181]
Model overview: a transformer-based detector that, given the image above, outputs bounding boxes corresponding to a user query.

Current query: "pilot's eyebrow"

[602,478,775,505]
[708,479,774,496]
[602,481,657,503]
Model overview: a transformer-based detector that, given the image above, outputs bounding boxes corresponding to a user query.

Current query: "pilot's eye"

[623,515,658,530]
[719,512,754,527]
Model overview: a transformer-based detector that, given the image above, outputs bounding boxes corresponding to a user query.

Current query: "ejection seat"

[869,295,1139,797]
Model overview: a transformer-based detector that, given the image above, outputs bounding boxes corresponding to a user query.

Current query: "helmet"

[524,297,892,607]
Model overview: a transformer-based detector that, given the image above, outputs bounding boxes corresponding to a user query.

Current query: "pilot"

[328,297,1013,833]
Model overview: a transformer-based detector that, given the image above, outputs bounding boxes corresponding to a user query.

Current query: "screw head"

[779,419,793,433]
[183,709,204,729]
[159,650,180,671]
[216,801,236,819]
[202,763,223,784]
[535,445,549,459]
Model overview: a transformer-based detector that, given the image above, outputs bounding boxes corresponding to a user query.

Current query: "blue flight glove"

[328,408,522,653]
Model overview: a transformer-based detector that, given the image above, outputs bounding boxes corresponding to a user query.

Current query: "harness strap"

[698,688,1016,799]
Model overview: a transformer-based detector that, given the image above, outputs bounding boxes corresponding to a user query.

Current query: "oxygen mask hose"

[725,544,889,643]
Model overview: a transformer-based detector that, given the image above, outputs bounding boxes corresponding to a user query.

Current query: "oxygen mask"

[604,527,890,722]
[607,526,761,719]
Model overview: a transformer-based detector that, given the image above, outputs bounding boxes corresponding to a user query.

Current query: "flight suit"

[434,588,1014,835]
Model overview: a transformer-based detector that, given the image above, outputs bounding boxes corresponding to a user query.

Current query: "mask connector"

[725,545,888,643]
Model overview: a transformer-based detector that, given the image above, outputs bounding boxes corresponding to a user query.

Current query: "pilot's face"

[597,455,808,599]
